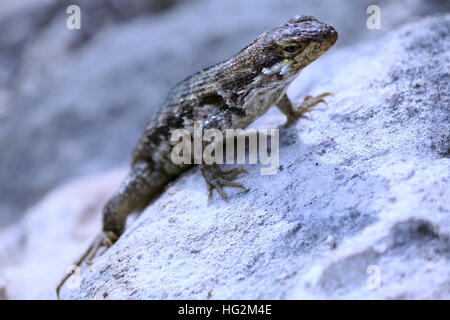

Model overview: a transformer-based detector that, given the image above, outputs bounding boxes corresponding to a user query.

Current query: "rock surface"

[0,8,449,300]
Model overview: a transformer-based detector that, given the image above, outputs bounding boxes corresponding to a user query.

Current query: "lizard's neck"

[225,58,302,128]
[216,43,301,100]
[206,40,302,129]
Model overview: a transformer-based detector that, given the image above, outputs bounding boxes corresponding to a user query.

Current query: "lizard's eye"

[283,45,298,53]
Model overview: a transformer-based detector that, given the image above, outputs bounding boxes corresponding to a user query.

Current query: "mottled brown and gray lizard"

[56,15,337,298]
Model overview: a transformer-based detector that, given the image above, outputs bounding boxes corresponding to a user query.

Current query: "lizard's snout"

[324,26,338,45]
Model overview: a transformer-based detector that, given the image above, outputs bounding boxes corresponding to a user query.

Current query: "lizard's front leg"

[201,164,248,202]
[276,93,333,127]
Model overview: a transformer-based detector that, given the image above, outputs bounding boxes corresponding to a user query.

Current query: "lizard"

[56,15,338,298]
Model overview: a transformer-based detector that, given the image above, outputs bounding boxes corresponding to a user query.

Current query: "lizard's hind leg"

[56,162,165,299]
[55,230,117,298]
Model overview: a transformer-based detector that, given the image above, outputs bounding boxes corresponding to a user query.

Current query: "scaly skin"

[57,15,337,298]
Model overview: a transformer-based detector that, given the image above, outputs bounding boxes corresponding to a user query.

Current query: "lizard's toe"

[56,231,118,299]
[222,168,248,181]
[85,231,116,264]
[291,92,333,118]
[202,164,248,202]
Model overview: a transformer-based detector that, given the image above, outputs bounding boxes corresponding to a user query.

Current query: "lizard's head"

[259,15,338,73]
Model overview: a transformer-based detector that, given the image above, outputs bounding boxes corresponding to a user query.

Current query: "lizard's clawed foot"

[84,230,117,265]
[286,93,333,127]
[201,164,248,202]
[56,230,118,299]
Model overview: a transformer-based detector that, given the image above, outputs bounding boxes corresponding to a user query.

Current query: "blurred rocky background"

[0,0,449,300]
